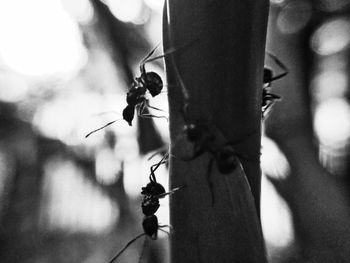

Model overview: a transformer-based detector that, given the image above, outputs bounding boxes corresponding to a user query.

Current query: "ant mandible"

[262,52,288,117]
[107,153,183,263]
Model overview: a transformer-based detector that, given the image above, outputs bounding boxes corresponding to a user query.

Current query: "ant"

[181,116,258,204]
[85,46,168,138]
[123,44,169,126]
[170,56,259,204]
[123,40,199,126]
[107,153,183,263]
[262,52,288,117]
[86,41,197,138]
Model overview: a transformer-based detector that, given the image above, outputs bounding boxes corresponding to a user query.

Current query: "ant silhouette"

[122,44,169,126]
[262,52,288,117]
[107,153,183,263]
[86,41,197,138]
[181,113,258,204]
[169,58,259,204]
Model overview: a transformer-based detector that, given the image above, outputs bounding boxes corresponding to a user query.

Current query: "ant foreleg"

[155,185,184,199]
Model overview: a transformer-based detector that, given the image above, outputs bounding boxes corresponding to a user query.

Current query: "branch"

[163,0,269,262]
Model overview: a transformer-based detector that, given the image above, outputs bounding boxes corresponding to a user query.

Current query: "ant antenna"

[140,43,161,73]
[85,119,122,138]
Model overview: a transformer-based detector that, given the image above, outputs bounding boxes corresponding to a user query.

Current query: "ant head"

[141,181,166,197]
[263,68,273,84]
[143,215,159,239]
[141,196,160,216]
[145,72,163,97]
[216,147,239,174]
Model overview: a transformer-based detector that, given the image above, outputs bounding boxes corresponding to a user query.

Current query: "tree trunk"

[163,1,269,262]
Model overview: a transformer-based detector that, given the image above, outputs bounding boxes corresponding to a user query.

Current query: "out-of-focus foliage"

[263,0,350,262]
[0,0,168,262]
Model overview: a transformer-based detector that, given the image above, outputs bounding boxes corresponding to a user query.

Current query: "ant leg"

[262,100,276,117]
[139,101,169,120]
[107,233,146,263]
[156,185,184,198]
[158,228,171,236]
[148,146,169,161]
[149,159,168,182]
[269,72,288,82]
[144,39,199,64]
[264,93,281,100]
[158,224,172,232]
[147,104,166,113]
[149,153,169,182]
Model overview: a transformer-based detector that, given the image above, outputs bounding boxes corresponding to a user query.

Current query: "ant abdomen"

[145,72,163,97]
[143,215,159,240]
[122,104,135,126]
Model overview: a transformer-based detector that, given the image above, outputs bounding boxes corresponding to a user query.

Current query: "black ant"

[85,46,168,138]
[122,44,169,126]
[107,153,183,263]
[123,40,199,126]
[262,52,288,117]
[85,42,197,138]
[181,116,258,204]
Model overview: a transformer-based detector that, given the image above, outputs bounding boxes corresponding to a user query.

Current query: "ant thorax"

[141,195,160,216]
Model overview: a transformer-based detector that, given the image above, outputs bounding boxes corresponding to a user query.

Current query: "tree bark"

[163,1,269,262]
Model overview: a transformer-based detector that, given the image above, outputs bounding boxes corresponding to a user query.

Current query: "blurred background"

[0,0,349,262]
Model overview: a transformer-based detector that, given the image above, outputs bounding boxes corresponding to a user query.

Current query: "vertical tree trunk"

[163,1,269,262]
